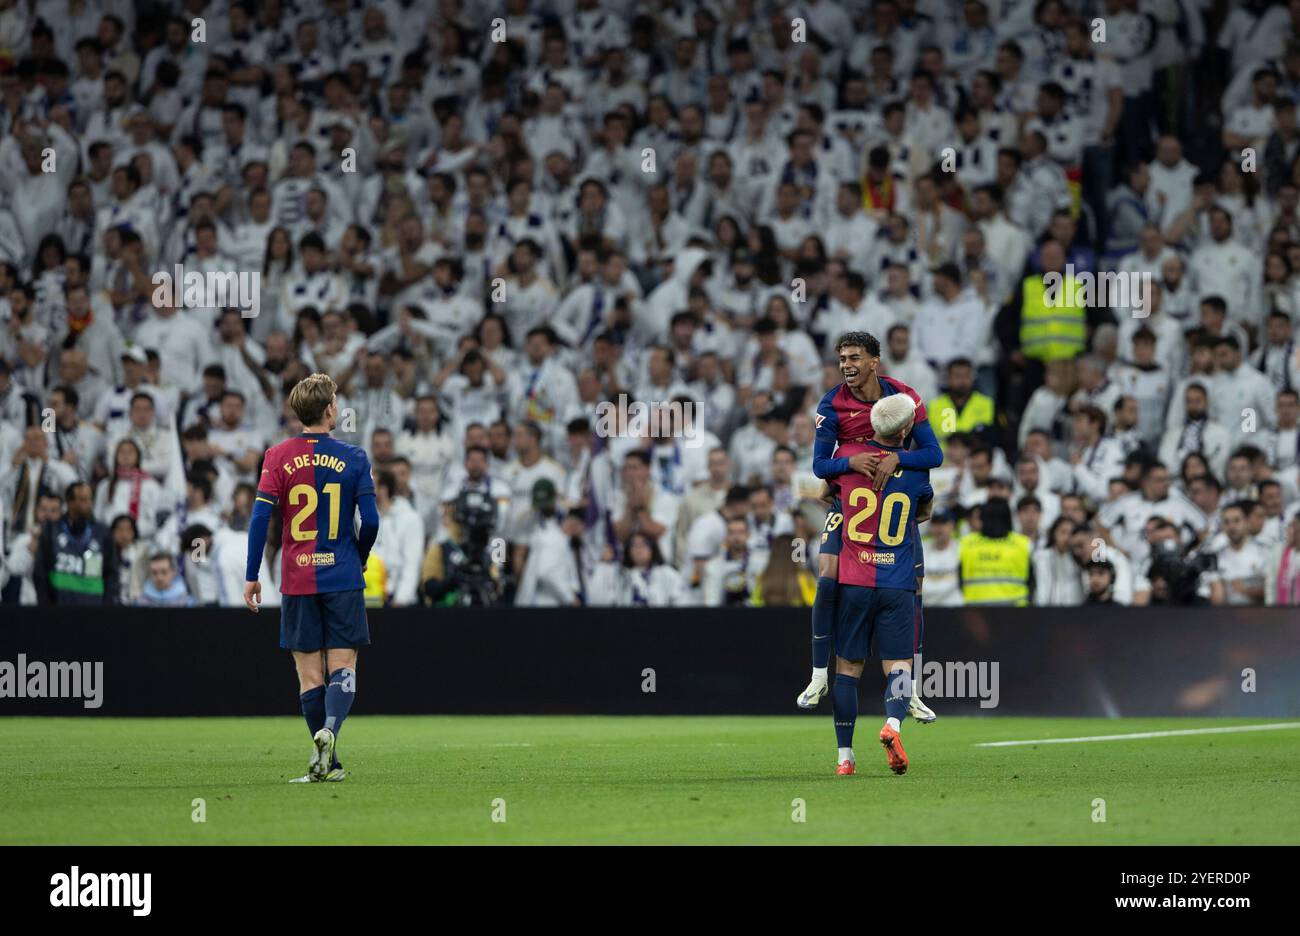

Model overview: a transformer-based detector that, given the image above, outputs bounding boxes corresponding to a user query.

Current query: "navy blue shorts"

[835,584,918,661]
[820,497,844,557]
[280,589,369,651]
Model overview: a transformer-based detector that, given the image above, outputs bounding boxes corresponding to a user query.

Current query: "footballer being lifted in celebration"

[799,331,942,721]
[828,393,934,775]
[244,374,380,783]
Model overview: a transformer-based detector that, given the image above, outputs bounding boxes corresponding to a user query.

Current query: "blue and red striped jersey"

[812,374,937,479]
[255,433,374,595]
[837,441,932,590]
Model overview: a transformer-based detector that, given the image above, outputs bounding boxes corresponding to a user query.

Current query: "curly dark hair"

[834,331,881,357]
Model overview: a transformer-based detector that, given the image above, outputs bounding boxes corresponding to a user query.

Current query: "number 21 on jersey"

[287,482,342,541]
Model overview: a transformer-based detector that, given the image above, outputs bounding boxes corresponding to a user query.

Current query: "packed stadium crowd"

[3,0,1300,609]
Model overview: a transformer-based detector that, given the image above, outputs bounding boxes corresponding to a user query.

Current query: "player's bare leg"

[290,651,329,782]
[908,577,937,723]
[880,657,912,775]
[798,551,839,709]
[831,656,864,774]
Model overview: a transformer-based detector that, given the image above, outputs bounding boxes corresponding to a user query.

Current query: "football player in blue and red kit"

[798,331,941,723]
[244,374,380,783]
[828,393,934,776]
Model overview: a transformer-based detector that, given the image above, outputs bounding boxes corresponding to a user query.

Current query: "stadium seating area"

[2,0,1300,609]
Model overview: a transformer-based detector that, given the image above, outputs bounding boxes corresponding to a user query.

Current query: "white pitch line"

[975,722,1300,748]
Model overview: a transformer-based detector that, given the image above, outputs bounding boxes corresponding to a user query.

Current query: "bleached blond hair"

[870,394,916,441]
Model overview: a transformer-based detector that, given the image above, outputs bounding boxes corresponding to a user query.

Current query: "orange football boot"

[879,725,908,775]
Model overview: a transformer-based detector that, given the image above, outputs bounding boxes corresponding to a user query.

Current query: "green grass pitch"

[2,716,1297,844]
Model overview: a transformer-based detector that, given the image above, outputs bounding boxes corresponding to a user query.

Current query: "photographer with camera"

[1141,517,1223,606]
[1096,462,1207,563]
[423,447,508,607]
[515,479,584,607]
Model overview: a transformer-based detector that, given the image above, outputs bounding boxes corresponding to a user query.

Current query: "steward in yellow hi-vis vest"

[1017,254,1086,363]
[931,358,995,447]
[932,390,995,438]
[958,498,1032,606]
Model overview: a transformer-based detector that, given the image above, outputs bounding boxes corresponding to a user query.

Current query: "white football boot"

[796,671,829,709]
[309,728,336,780]
[908,693,937,723]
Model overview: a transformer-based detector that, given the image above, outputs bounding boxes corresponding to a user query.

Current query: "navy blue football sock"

[323,667,356,738]
[299,685,326,738]
[811,576,838,669]
[831,674,859,749]
[885,666,912,724]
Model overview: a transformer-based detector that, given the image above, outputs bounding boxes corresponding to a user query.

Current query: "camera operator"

[1096,462,1207,563]
[1141,517,1222,606]
[422,468,503,607]
[515,480,583,607]
[439,444,512,530]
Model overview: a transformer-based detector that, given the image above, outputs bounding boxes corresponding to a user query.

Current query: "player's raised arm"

[812,394,847,479]
[866,399,943,489]
[813,393,880,479]
[897,415,943,470]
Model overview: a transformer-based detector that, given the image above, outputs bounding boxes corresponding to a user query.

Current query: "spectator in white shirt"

[395,395,457,535]
[372,468,425,607]
[702,514,768,607]
[1211,501,1268,606]
[133,303,213,396]
[608,449,680,565]
[1160,381,1233,481]
[1190,209,1261,324]
[1266,387,1300,471]
[515,482,583,608]
[611,530,690,607]
[205,390,263,484]
[1211,335,1277,449]
[1098,461,1208,560]
[1034,516,1084,605]
[815,270,896,350]
[913,263,989,371]
[1223,66,1278,159]
[1069,404,1128,504]
[106,391,183,493]
[93,436,166,541]
[1110,327,1172,446]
